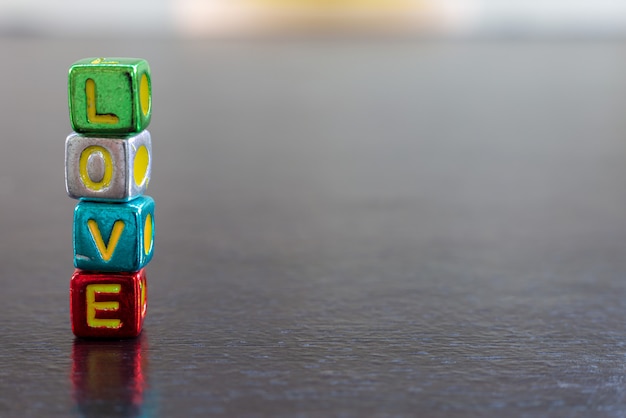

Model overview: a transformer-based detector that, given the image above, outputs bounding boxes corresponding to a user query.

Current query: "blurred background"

[1,0,626,38]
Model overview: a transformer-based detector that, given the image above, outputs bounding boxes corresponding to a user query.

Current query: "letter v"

[87,219,125,261]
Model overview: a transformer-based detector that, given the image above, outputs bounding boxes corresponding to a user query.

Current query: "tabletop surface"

[2,37,626,417]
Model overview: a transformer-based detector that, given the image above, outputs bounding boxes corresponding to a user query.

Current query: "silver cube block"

[65,130,152,201]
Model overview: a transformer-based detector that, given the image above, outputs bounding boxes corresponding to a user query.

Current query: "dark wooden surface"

[2,37,626,417]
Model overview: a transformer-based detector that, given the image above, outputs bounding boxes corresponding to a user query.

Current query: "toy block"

[73,196,155,272]
[68,57,151,135]
[65,130,152,201]
[70,269,148,338]
[72,335,146,413]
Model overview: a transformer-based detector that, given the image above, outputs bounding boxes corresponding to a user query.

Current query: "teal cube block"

[68,57,152,135]
[74,196,155,272]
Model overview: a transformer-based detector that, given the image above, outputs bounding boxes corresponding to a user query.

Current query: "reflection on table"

[71,335,149,418]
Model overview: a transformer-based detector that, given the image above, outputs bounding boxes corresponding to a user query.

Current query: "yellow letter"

[86,284,121,328]
[85,78,119,124]
[79,145,113,191]
[88,219,125,262]
[140,279,147,317]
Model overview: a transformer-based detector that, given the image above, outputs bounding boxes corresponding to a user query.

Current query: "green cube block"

[68,57,152,135]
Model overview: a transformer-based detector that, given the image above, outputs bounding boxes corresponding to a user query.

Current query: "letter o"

[79,145,113,191]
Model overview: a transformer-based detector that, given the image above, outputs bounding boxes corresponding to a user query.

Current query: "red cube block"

[70,268,147,338]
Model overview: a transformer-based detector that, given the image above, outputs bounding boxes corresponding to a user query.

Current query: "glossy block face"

[74,196,155,272]
[65,131,152,201]
[68,57,151,135]
[70,269,148,338]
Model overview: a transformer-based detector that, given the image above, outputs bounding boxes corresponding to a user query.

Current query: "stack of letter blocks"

[65,58,154,338]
